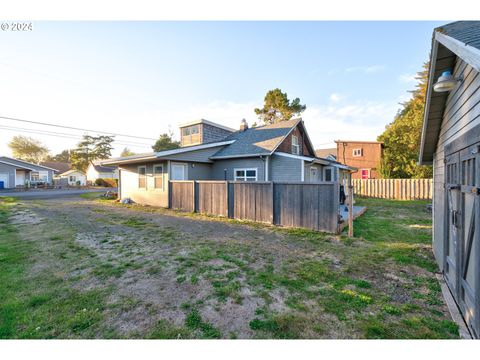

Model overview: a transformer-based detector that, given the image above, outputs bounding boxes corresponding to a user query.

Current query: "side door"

[171,163,187,180]
[458,144,480,338]
[445,151,461,296]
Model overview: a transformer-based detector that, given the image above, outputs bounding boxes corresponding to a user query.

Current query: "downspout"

[265,156,269,181]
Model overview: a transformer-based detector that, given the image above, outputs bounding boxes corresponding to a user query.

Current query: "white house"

[86,161,118,184]
[58,170,87,186]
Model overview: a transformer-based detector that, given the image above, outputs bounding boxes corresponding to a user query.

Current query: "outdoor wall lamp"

[433,70,462,92]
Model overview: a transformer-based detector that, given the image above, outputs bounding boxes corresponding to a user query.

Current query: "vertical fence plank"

[351,179,432,200]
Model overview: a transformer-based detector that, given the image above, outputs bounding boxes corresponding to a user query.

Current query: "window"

[361,169,370,179]
[182,125,200,136]
[353,148,363,157]
[292,135,300,155]
[31,171,39,181]
[138,166,146,189]
[69,175,76,182]
[234,168,257,182]
[323,167,333,182]
[153,164,163,189]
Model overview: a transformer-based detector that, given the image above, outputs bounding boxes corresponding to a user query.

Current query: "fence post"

[192,181,196,213]
[168,181,172,209]
[270,181,274,224]
[348,185,354,237]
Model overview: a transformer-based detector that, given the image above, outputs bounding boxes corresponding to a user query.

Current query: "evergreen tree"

[254,88,306,124]
[377,62,433,179]
[71,135,114,171]
[152,132,180,152]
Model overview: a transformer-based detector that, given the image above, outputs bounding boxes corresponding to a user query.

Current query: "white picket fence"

[352,179,433,200]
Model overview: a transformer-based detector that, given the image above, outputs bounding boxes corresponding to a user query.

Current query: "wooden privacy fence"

[352,179,433,200]
[169,180,339,233]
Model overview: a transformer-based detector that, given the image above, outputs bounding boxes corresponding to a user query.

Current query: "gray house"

[419,21,480,338]
[103,118,354,207]
[0,156,56,189]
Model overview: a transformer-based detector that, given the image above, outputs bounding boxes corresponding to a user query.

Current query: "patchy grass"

[0,195,458,339]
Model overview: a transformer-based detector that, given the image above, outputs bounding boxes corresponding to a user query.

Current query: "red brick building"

[335,140,384,179]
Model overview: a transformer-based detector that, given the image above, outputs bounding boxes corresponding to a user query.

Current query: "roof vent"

[240,118,248,132]
[433,70,461,92]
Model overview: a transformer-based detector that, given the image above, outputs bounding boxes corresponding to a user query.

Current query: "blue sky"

[0,21,445,156]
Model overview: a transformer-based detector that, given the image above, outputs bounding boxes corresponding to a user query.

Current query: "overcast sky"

[0,21,445,157]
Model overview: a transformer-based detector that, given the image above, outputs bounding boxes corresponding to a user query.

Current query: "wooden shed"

[419,21,480,338]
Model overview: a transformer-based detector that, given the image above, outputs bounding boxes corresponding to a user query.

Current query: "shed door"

[445,144,480,338]
[445,152,460,295]
[458,145,480,337]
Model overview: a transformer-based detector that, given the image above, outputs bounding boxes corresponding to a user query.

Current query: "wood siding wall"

[433,59,480,270]
[352,179,433,200]
[169,180,339,233]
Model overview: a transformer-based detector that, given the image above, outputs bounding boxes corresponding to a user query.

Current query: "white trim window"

[138,165,147,189]
[353,148,363,157]
[234,168,257,182]
[153,164,163,190]
[323,166,334,182]
[69,175,76,182]
[292,135,300,155]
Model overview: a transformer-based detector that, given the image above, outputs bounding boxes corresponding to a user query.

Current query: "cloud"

[329,93,342,103]
[345,65,386,74]
[398,73,416,83]
[302,100,399,148]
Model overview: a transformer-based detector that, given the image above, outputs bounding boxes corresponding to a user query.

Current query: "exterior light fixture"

[433,70,461,92]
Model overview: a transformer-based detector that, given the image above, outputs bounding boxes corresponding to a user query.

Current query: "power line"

[0,115,158,141]
[0,125,152,149]
[0,124,152,147]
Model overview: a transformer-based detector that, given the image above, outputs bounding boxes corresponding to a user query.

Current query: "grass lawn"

[0,195,459,339]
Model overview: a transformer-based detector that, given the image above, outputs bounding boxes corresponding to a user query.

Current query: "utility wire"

[0,125,152,149]
[0,115,158,141]
[0,124,153,147]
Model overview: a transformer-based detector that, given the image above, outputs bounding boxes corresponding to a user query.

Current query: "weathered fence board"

[169,181,195,212]
[231,182,273,223]
[273,182,338,232]
[169,180,340,233]
[196,181,228,217]
[352,178,432,200]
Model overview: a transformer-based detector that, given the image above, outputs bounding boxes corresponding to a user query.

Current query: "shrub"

[94,178,117,187]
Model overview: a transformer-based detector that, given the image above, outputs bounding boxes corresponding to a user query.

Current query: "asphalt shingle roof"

[437,21,480,51]
[211,118,301,158]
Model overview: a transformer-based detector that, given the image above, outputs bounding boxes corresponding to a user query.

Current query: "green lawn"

[0,195,459,339]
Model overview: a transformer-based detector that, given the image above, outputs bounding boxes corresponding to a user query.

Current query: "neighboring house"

[86,161,119,184]
[0,156,56,189]
[419,21,480,338]
[58,169,87,186]
[335,140,383,179]
[315,148,337,161]
[41,161,71,174]
[103,118,355,207]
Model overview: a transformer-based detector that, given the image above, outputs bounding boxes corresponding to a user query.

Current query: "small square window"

[353,148,363,157]
[234,168,257,181]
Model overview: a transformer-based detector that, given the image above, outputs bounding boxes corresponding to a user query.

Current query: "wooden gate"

[445,142,480,338]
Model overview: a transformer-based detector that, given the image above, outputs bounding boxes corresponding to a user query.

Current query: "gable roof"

[60,169,85,176]
[0,156,58,171]
[315,148,337,160]
[210,118,315,159]
[420,21,480,164]
[89,161,117,173]
[41,161,71,174]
